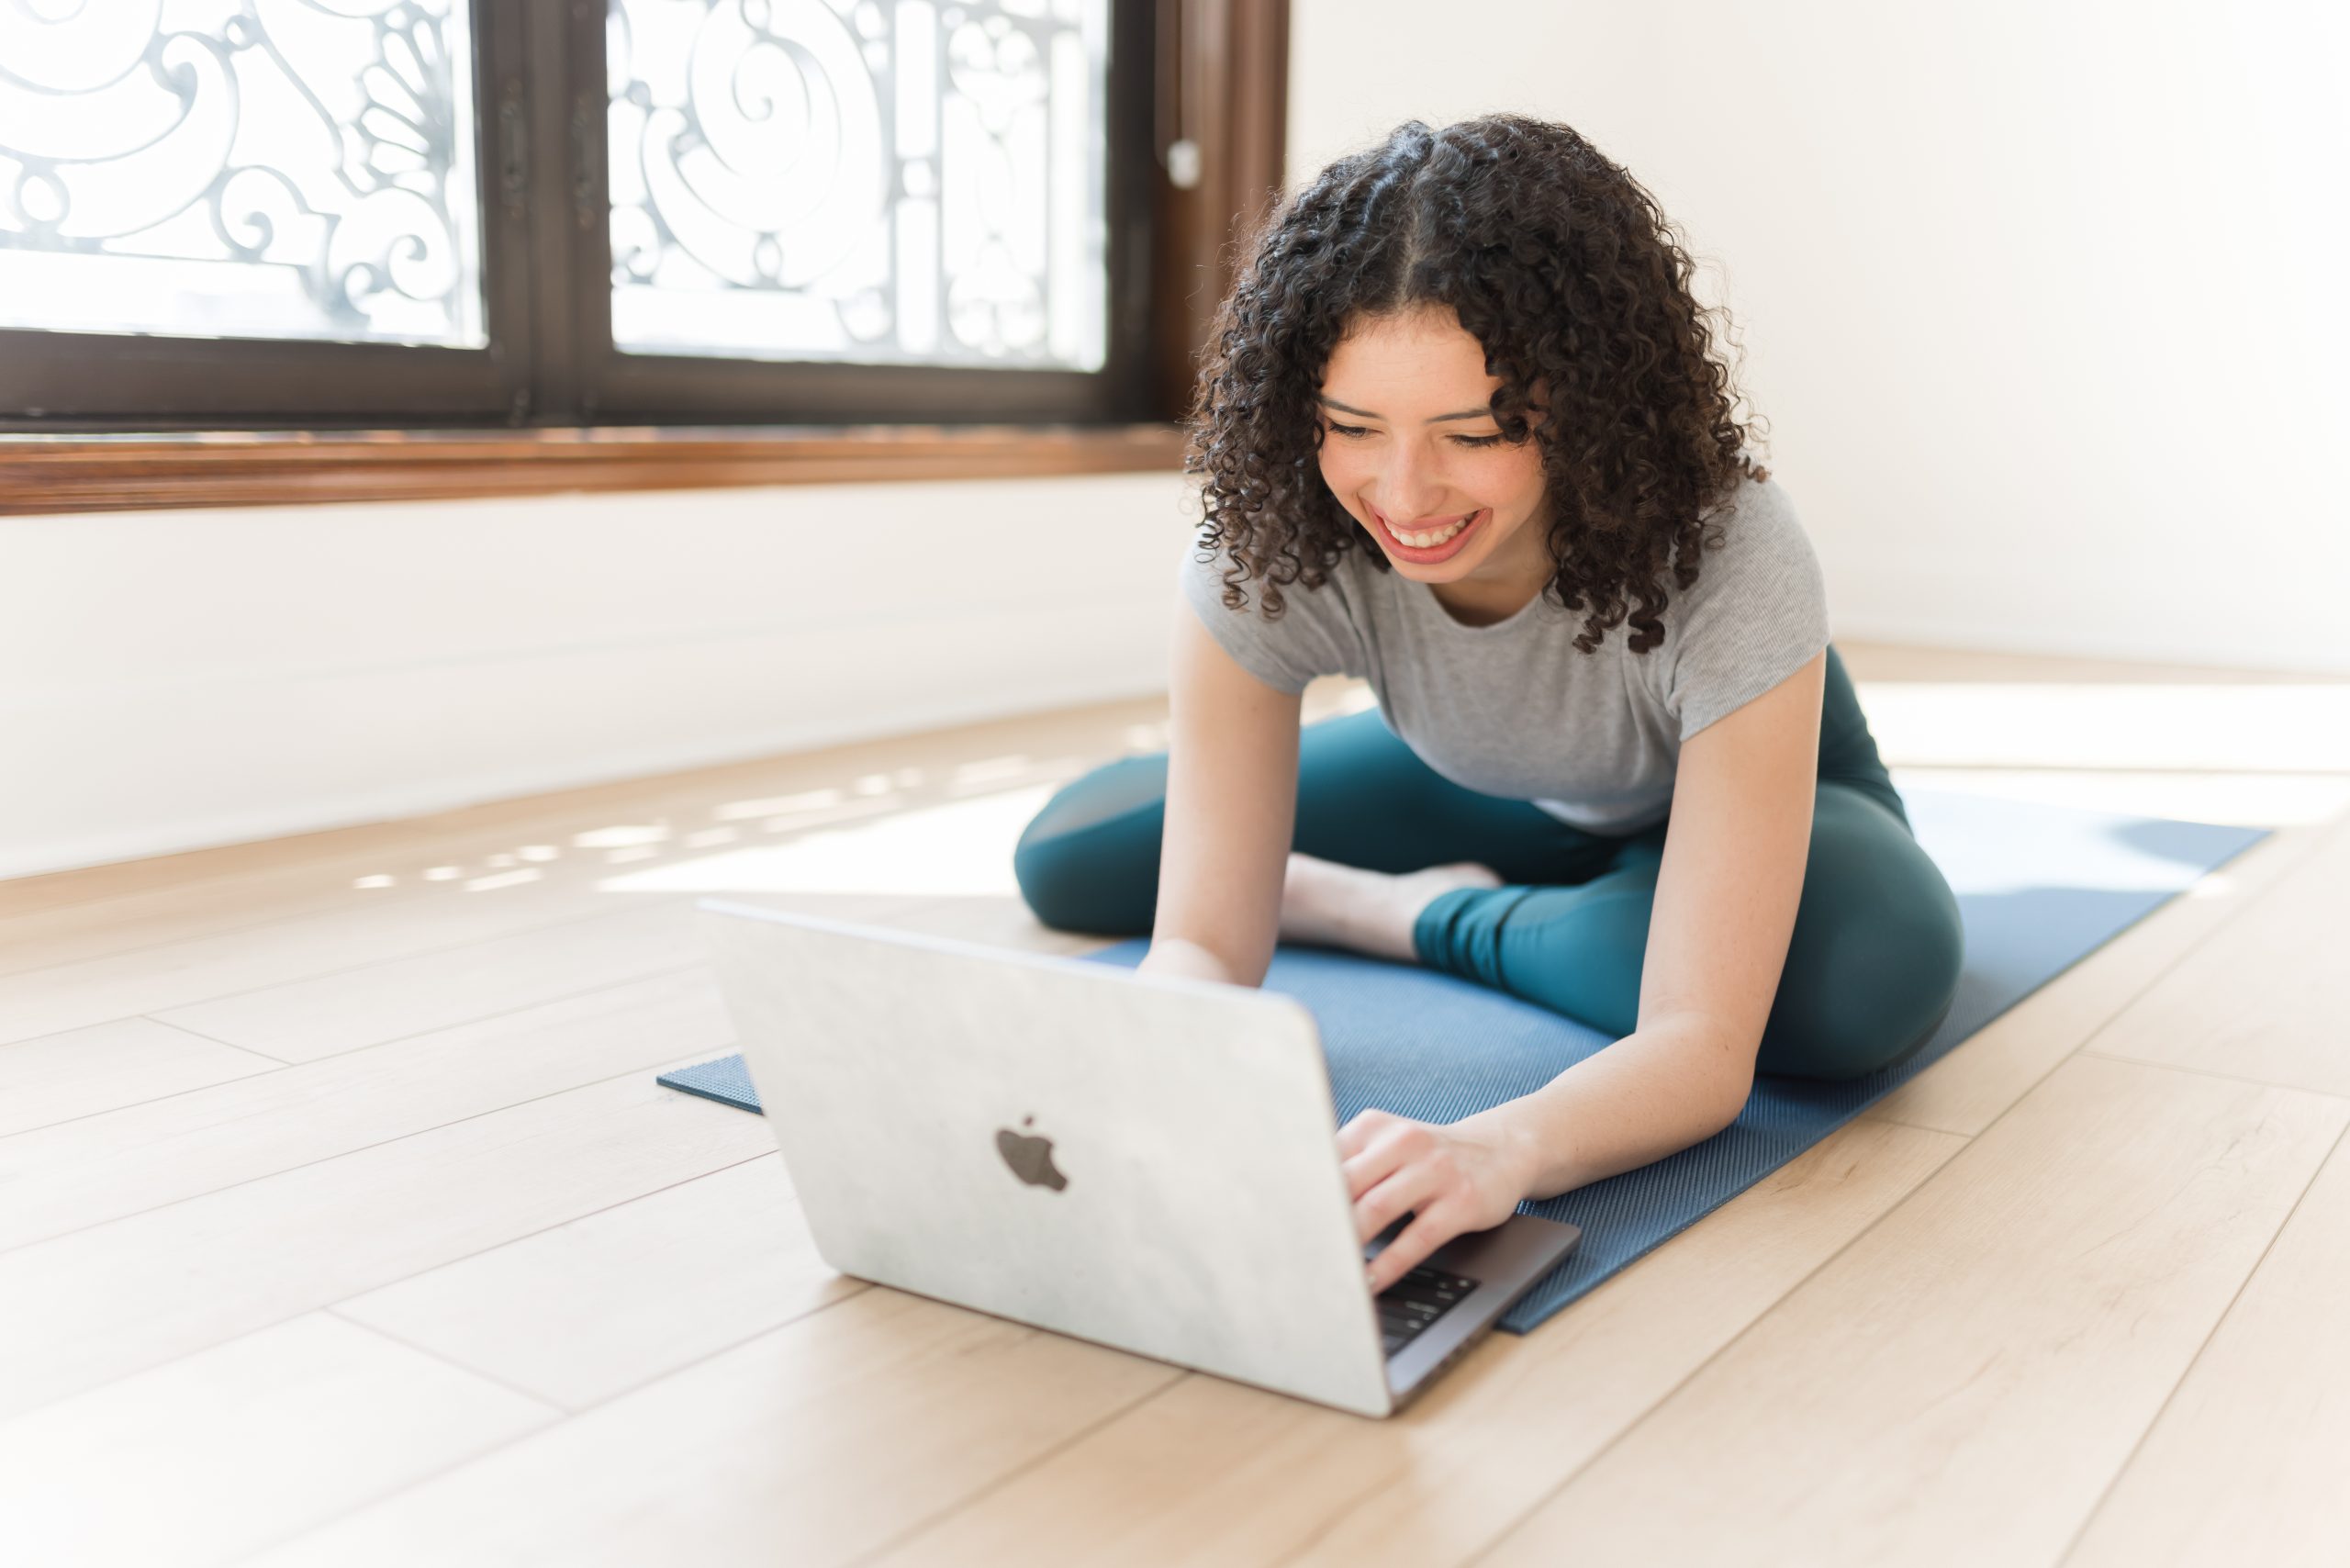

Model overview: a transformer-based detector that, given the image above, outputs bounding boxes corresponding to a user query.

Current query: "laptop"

[694,898,1581,1418]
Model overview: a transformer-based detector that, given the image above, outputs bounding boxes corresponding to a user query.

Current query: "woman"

[1013,115,1964,1294]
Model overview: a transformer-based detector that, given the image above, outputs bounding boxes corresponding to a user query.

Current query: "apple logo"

[995,1115,1068,1192]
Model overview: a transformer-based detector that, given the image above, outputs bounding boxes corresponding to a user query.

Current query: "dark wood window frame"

[0,0,1287,517]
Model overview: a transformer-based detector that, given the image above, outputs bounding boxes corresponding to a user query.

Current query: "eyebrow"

[1316,395,1495,424]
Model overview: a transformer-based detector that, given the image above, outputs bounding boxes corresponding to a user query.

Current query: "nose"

[1370,441,1446,521]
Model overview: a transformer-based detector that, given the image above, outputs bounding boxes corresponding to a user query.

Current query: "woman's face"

[1315,305,1550,599]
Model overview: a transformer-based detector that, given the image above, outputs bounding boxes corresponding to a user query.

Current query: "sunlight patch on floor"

[712,789,844,822]
[571,823,671,849]
[599,786,1057,898]
[1857,682,2350,772]
[1887,767,2350,829]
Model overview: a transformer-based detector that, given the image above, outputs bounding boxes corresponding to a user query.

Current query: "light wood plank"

[1862,812,2333,1137]
[861,1118,1966,1568]
[0,968,733,1253]
[0,880,687,1048]
[0,1016,276,1137]
[337,1153,864,1411]
[0,1067,775,1419]
[2062,1124,2350,1568]
[0,826,615,983]
[1473,1054,2348,1568]
[247,1288,1181,1568]
[2089,808,2350,1096]
[155,899,736,1063]
[0,1312,553,1568]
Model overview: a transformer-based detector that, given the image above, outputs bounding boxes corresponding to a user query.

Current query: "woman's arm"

[1135,593,1304,989]
[1352,650,1826,1290]
[1494,646,1827,1193]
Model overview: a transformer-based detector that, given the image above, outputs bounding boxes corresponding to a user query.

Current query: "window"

[0,0,489,352]
[0,0,1226,431]
[607,0,1111,373]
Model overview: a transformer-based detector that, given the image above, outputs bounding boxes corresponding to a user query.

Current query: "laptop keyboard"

[1375,1264,1482,1358]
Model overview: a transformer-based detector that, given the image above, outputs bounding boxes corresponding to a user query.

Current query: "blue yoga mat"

[660,788,2266,1334]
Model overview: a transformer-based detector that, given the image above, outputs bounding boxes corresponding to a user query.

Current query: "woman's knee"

[1761,795,1964,1081]
[1012,756,1169,935]
[1764,902,1963,1081]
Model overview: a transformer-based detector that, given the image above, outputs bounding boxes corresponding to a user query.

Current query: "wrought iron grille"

[0,0,485,348]
[606,0,1109,371]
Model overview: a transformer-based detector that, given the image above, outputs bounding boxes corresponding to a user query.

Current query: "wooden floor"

[6,641,2349,1568]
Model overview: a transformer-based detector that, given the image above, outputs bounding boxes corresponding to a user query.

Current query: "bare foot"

[1279,854,1505,963]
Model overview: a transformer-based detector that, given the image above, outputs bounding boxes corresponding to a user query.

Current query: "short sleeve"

[1177,534,1362,696]
[1662,478,1832,740]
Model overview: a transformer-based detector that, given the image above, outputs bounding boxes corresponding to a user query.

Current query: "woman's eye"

[1320,421,1505,448]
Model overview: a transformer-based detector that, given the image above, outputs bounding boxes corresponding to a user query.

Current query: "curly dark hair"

[1188,114,1773,655]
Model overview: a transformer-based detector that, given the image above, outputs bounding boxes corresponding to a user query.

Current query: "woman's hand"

[1340,1105,1536,1294]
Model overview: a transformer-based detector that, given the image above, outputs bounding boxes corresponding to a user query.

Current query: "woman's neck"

[1426,520,1555,626]
[1429,575,1543,627]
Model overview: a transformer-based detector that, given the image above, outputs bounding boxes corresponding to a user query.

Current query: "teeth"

[1391,513,1472,548]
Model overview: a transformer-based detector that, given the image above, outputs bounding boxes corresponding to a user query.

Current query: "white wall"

[2,474,1196,879]
[1288,0,2350,674]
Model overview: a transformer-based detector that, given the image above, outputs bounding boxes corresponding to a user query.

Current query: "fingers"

[1366,1202,1459,1294]
[1335,1106,1398,1161]
[1337,1112,1467,1289]
[1337,1109,1520,1294]
[1353,1155,1443,1246]
[1340,1118,1428,1212]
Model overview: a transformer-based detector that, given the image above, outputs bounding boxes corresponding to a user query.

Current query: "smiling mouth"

[1372,506,1483,557]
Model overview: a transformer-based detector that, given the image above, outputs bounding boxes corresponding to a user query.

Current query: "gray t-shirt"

[1180,474,1830,834]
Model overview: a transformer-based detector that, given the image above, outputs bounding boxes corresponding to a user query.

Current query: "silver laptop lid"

[694,899,1396,1418]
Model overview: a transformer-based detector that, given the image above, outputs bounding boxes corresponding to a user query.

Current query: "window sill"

[0,422,1192,518]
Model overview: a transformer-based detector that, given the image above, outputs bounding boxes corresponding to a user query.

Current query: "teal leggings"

[1012,645,1964,1082]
